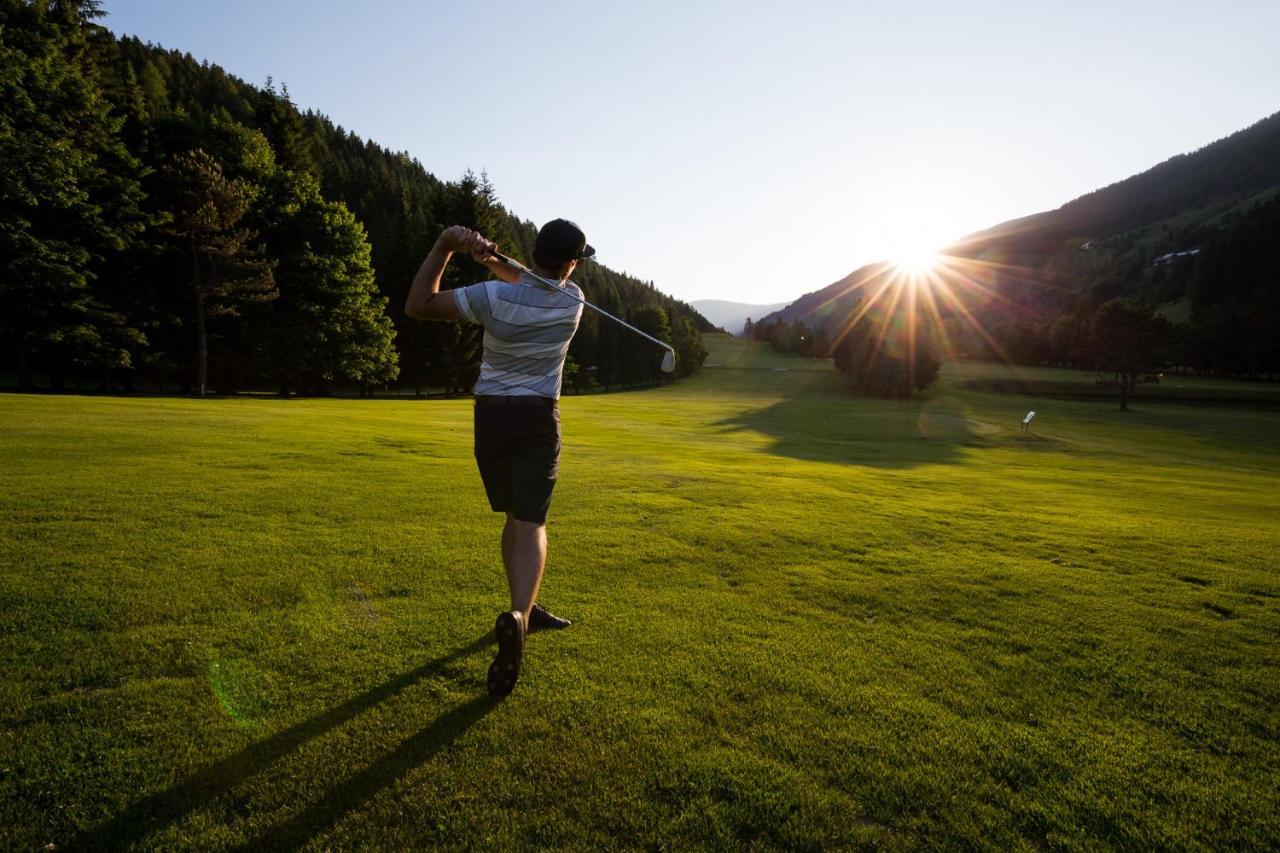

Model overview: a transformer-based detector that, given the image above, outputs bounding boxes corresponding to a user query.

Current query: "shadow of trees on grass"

[75,633,496,851]
[714,398,999,468]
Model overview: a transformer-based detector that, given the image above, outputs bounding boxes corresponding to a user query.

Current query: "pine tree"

[253,170,397,394]
[0,0,148,387]
[159,149,275,394]
[257,78,314,175]
[625,305,671,385]
[593,283,623,390]
[669,308,708,377]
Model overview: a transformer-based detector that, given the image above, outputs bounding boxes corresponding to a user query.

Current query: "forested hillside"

[0,1,708,395]
[954,111,1280,263]
[757,109,1280,382]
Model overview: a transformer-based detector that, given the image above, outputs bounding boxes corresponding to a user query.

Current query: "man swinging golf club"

[405,219,592,698]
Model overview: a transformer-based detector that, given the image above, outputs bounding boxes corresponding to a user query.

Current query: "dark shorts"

[473,396,561,524]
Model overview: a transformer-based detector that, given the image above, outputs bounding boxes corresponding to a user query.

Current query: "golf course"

[2,333,1277,849]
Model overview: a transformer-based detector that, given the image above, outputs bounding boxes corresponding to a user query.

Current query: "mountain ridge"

[759,108,1280,331]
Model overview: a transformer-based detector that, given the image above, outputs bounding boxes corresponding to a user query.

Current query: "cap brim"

[581,244,596,259]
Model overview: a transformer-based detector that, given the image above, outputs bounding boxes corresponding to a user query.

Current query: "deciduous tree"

[831,302,941,397]
[1085,298,1170,410]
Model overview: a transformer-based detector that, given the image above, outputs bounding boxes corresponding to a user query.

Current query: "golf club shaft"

[487,251,675,355]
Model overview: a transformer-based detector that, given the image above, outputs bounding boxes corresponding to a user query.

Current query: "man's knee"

[510,516,545,534]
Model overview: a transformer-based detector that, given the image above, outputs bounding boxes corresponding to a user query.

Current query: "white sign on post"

[1022,411,1036,432]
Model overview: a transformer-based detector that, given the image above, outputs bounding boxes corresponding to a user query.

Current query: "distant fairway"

[2,334,1278,849]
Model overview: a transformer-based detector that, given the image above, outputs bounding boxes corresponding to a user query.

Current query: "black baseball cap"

[534,219,595,267]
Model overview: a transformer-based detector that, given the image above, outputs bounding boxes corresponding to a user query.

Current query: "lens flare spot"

[209,658,275,725]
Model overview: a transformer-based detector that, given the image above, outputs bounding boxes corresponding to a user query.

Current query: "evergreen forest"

[0,1,709,396]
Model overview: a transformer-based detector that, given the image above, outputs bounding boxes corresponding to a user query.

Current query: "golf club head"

[661,350,676,374]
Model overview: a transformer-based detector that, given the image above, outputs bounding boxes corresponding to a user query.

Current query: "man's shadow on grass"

[74,633,496,851]
[232,692,492,850]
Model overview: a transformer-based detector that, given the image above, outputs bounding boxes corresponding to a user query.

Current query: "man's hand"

[438,226,497,262]
[436,225,472,251]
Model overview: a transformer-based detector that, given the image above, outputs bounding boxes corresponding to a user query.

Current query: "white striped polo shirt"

[453,273,584,399]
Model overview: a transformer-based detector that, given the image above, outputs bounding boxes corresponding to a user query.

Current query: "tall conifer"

[159,149,275,394]
[0,0,147,386]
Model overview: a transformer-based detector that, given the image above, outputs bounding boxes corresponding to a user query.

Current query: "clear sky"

[102,0,1280,305]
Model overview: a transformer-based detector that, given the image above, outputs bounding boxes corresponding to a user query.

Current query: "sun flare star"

[797,239,1048,369]
[894,249,940,276]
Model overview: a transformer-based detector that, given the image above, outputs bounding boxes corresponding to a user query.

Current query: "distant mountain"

[691,299,791,335]
[752,265,890,330]
[759,109,1280,333]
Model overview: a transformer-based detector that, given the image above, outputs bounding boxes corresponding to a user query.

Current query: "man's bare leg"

[502,513,546,630]
[502,514,517,580]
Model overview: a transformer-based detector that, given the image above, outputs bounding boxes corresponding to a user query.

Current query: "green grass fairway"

[3,334,1278,849]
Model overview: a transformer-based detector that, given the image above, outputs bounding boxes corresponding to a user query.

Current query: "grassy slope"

[2,335,1277,850]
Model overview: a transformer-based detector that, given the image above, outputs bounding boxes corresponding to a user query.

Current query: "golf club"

[487,249,677,374]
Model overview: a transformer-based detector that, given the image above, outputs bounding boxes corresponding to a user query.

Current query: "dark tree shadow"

[73,633,495,851]
[715,398,992,468]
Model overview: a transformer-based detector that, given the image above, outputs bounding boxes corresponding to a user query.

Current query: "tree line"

[988,194,1280,389]
[746,308,942,398]
[0,0,708,396]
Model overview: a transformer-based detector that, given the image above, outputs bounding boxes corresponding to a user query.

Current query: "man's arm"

[404,226,469,320]
[405,226,520,320]
[482,253,524,284]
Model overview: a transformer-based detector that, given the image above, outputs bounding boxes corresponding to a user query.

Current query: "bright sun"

[894,248,940,275]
